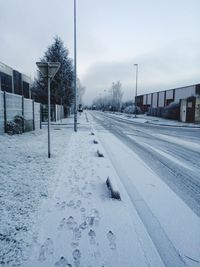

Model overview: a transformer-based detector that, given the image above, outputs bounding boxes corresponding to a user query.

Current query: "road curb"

[106,177,121,200]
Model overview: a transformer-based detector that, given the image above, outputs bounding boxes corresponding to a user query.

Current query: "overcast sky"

[0,0,200,104]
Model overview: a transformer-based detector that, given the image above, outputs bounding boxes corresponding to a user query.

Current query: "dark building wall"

[23,81,30,98]
[196,84,200,95]
[0,72,12,93]
[13,70,22,95]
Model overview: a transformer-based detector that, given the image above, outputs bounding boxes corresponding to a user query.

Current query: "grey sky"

[0,0,200,104]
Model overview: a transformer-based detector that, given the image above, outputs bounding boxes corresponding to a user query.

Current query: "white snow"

[21,115,164,267]
[103,111,200,128]
[0,122,73,266]
[94,124,200,266]
[128,135,194,171]
[1,111,199,267]
[152,133,200,153]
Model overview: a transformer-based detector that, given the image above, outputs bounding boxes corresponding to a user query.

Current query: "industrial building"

[0,61,31,98]
[136,84,200,122]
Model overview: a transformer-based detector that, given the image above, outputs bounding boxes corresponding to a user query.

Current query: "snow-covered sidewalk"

[20,114,164,267]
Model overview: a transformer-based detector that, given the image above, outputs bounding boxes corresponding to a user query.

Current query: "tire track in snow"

[91,112,200,217]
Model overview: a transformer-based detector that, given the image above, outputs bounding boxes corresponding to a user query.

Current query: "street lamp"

[36,62,60,158]
[73,0,77,132]
[134,64,138,118]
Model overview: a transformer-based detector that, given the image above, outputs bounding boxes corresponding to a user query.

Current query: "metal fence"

[0,91,41,134]
[41,104,64,122]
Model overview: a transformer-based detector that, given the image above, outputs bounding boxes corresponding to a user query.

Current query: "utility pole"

[134,64,138,118]
[74,0,77,132]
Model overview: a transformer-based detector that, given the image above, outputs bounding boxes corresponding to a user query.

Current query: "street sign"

[36,61,60,158]
[36,62,60,78]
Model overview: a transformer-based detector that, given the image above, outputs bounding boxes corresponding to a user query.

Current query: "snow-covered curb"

[106,176,121,200]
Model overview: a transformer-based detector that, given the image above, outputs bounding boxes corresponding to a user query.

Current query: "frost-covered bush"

[6,115,24,135]
[123,105,135,114]
[123,105,142,114]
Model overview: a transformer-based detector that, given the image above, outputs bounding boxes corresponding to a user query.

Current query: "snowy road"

[90,111,200,217]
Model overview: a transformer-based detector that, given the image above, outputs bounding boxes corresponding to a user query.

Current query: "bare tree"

[111,81,123,111]
[92,81,123,112]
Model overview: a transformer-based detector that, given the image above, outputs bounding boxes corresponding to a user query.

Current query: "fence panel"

[0,91,41,134]
[34,102,41,130]
[56,104,64,121]
[0,92,4,133]
[24,98,33,131]
[6,92,22,121]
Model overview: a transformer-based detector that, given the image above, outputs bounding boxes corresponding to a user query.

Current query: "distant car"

[162,102,180,120]
[78,108,83,112]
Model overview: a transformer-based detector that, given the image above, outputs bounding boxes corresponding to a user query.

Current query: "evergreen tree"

[32,36,74,114]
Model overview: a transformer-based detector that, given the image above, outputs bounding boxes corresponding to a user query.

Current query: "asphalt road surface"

[90,111,200,217]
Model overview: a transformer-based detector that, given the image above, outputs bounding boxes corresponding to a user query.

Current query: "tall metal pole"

[134,64,138,118]
[47,64,51,158]
[74,0,77,132]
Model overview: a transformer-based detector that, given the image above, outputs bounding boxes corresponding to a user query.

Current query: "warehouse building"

[0,61,31,98]
[136,84,200,112]
[136,84,200,122]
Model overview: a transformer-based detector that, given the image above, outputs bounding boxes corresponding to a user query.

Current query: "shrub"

[6,116,24,135]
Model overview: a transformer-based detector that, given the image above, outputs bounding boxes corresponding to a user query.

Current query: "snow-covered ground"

[1,112,200,266]
[0,122,73,266]
[104,111,200,128]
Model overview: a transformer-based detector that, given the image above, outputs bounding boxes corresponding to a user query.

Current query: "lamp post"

[73,0,77,132]
[134,64,138,118]
[36,62,60,158]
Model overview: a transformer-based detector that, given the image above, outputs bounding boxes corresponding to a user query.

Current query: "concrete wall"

[0,92,4,133]
[34,102,41,130]
[0,91,41,134]
[24,98,33,131]
[166,89,173,100]
[158,91,165,107]
[152,93,158,108]
[147,94,151,105]
[143,94,147,105]
[6,92,22,121]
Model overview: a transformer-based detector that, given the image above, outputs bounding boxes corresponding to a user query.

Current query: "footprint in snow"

[67,216,77,230]
[106,231,117,250]
[79,221,88,230]
[67,200,75,208]
[73,249,81,267]
[76,200,82,208]
[58,218,66,230]
[61,201,67,209]
[71,241,79,248]
[88,229,96,245]
[87,208,100,226]
[80,207,86,213]
[54,256,71,267]
[73,227,82,241]
[38,237,54,261]
[85,192,92,199]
